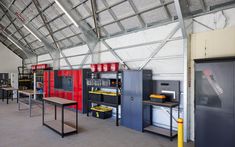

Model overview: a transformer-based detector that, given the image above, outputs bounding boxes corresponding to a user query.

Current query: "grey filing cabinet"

[195,58,235,147]
[121,70,152,132]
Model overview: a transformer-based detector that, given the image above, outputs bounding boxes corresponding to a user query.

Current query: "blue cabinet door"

[122,70,143,131]
[121,71,133,129]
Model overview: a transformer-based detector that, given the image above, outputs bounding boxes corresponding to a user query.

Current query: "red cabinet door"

[58,90,65,98]
[43,71,49,97]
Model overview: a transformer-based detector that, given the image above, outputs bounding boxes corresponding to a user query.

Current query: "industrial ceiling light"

[54,0,79,27]
[7,37,24,51]
[23,24,42,42]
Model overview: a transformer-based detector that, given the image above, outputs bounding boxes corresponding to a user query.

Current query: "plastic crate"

[103,94,121,105]
[110,62,119,71]
[97,64,103,72]
[89,91,103,102]
[90,64,98,72]
[91,106,112,119]
[103,63,111,72]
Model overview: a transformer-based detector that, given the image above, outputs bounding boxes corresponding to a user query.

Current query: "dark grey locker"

[121,70,152,132]
[195,59,235,147]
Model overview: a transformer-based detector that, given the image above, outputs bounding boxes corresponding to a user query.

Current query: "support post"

[178,118,184,147]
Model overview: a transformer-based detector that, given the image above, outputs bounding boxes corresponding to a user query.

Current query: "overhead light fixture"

[23,24,42,42]
[54,0,79,27]
[7,37,24,51]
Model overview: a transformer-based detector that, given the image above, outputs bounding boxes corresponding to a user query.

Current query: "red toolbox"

[97,64,103,72]
[110,62,119,71]
[103,63,111,72]
[90,64,98,72]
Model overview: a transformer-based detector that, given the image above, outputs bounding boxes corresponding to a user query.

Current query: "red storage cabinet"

[72,69,90,113]
[46,69,90,113]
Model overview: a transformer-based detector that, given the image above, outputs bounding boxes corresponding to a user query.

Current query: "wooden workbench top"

[143,100,179,107]
[2,87,18,91]
[18,89,41,95]
[43,97,77,105]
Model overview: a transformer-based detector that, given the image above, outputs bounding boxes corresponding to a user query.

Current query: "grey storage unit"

[195,57,235,147]
[121,70,152,132]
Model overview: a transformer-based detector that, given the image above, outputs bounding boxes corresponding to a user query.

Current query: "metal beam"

[91,0,100,38]
[0,2,61,69]
[138,23,180,70]
[0,5,34,53]
[174,0,191,142]
[127,0,145,27]
[1,29,36,62]
[174,0,187,38]
[32,0,72,69]
[102,40,130,69]
[8,0,174,45]
[0,0,16,21]
[199,0,207,12]
[55,0,99,68]
[102,0,125,31]
[192,18,214,30]
[160,0,171,19]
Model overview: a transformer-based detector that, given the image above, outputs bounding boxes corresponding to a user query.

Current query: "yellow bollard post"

[178,118,184,147]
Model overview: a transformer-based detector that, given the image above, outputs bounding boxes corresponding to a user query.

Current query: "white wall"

[0,43,22,73]
[189,7,235,141]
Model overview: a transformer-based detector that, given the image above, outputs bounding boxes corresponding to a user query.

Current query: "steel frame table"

[42,97,78,138]
[1,87,18,104]
[18,90,42,117]
[143,100,179,141]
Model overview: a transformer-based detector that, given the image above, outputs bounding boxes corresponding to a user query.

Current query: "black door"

[195,61,234,147]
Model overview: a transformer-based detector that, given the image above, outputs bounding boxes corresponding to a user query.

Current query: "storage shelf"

[144,125,177,137]
[44,120,76,134]
[87,85,120,89]
[89,100,119,107]
[91,71,121,74]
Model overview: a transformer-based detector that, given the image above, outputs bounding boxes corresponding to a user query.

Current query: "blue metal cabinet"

[121,70,152,132]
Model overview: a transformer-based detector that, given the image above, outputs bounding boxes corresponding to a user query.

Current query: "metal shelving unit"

[143,100,179,141]
[86,71,122,126]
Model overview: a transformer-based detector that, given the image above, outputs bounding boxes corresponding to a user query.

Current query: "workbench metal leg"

[87,101,89,117]
[16,90,18,103]
[116,106,119,126]
[61,106,64,138]
[54,105,57,120]
[18,92,20,110]
[42,100,44,125]
[29,95,32,117]
[76,103,78,133]
[12,91,13,101]
[2,90,4,102]
[170,107,173,141]
[7,91,9,104]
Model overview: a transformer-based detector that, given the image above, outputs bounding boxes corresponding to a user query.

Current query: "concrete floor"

[0,101,194,147]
